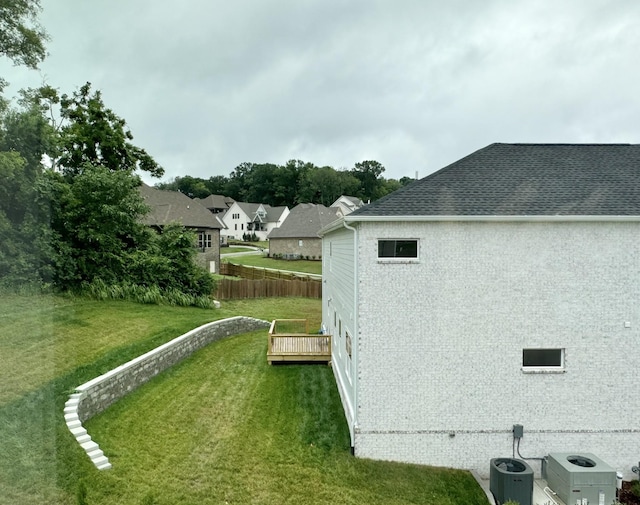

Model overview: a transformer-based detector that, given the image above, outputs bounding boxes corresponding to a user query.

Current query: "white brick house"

[319,143,640,479]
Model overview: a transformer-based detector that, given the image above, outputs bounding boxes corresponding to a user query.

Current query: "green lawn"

[222,246,256,254]
[223,254,322,275]
[0,295,487,505]
[228,240,269,249]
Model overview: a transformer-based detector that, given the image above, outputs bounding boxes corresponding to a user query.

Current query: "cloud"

[1,0,639,185]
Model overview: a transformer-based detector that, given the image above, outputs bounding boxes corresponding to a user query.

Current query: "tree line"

[157,160,415,208]
[0,1,213,306]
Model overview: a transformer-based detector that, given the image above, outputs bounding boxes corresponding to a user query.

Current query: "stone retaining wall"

[65,316,270,470]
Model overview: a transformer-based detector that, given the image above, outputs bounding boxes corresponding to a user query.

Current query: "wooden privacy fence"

[220,262,321,281]
[214,278,322,299]
[215,262,322,299]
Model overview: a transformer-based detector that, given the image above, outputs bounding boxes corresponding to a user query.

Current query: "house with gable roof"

[221,201,289,241]
[319,143,640,479]
[196,194,235,214]
[331,195,365,216]
[268,203,341,259]
[139,184,221,272]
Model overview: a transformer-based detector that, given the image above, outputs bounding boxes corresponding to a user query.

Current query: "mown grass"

[228,240,269,249]
[0,295,487,505]
[223,254,322,275]
[84,330,486,505]
[222,246,256,254]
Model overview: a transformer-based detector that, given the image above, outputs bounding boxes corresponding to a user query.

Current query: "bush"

[79,279,215,308]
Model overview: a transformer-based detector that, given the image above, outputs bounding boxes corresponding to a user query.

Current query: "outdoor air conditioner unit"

[545,452,616,505]
[490,458,533,505]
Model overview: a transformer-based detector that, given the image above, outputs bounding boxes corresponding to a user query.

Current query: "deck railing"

[267,319,331,364]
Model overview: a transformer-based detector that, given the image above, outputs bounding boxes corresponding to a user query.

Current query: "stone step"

[80,440,99,453]
[64,413,79,423]
[96,461,112,471]
[75,434,92,444]
[87,448,104,460]
[69,426,87,438]
[91,455,110,469]
[66,419,82,430]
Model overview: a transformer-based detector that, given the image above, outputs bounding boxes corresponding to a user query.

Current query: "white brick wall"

[329,220,640,478]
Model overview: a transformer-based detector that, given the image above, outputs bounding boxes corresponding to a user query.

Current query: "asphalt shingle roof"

[234,202,287,222]
[268,203,341,239]
[140,185,221,229]
[196,194,234,210]
[351,143,640,217]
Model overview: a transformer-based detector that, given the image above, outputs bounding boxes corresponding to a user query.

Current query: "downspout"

[343,220,359,452]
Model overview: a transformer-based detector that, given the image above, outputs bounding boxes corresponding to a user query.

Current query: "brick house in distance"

[140,184,221,273]
[320,143,640,479]
[268,203,340,260]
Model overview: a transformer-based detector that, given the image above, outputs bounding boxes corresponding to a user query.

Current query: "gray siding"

[322,225,357,441]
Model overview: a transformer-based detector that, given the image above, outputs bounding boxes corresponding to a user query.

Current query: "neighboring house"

[319,143,640,479]
[331,195,365,216]
[140,184,221,273]
[196,194,235,214]
[267,203,341,259]
[196,194,235,245]
[221,202,289,241]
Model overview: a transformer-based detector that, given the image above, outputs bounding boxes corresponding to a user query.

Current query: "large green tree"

[154,158,402,208]
[0,95,55,287]
[46,166,151,287]
[57,83,163,177]
[351,160,386,201]
[0,0,47,69]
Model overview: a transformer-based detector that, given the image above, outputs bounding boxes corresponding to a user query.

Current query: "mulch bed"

[618,481,640,505]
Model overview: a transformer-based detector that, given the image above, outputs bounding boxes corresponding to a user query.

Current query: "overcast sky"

[3,0,639,185]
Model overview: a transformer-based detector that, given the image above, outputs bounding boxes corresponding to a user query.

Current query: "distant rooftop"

[140,185,221,229]
[269,203,340,239]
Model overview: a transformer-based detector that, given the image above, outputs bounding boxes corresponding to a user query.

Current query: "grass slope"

[0,295,487,505]
[86,330,486,505]
[223,255,322,275]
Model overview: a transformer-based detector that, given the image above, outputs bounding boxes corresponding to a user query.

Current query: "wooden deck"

[267,319,331,365]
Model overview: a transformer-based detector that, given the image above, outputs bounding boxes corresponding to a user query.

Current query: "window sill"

[377,259,420,264]
[521,368,566,374]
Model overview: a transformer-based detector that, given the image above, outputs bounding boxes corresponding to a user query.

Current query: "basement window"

[378,239,418,260]
[522,348,565,373]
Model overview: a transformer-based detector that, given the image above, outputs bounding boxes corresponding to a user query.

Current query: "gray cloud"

[1,0,639,185]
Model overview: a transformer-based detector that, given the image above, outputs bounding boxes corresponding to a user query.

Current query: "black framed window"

[522,348,563,368]
[378,239,418,258]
